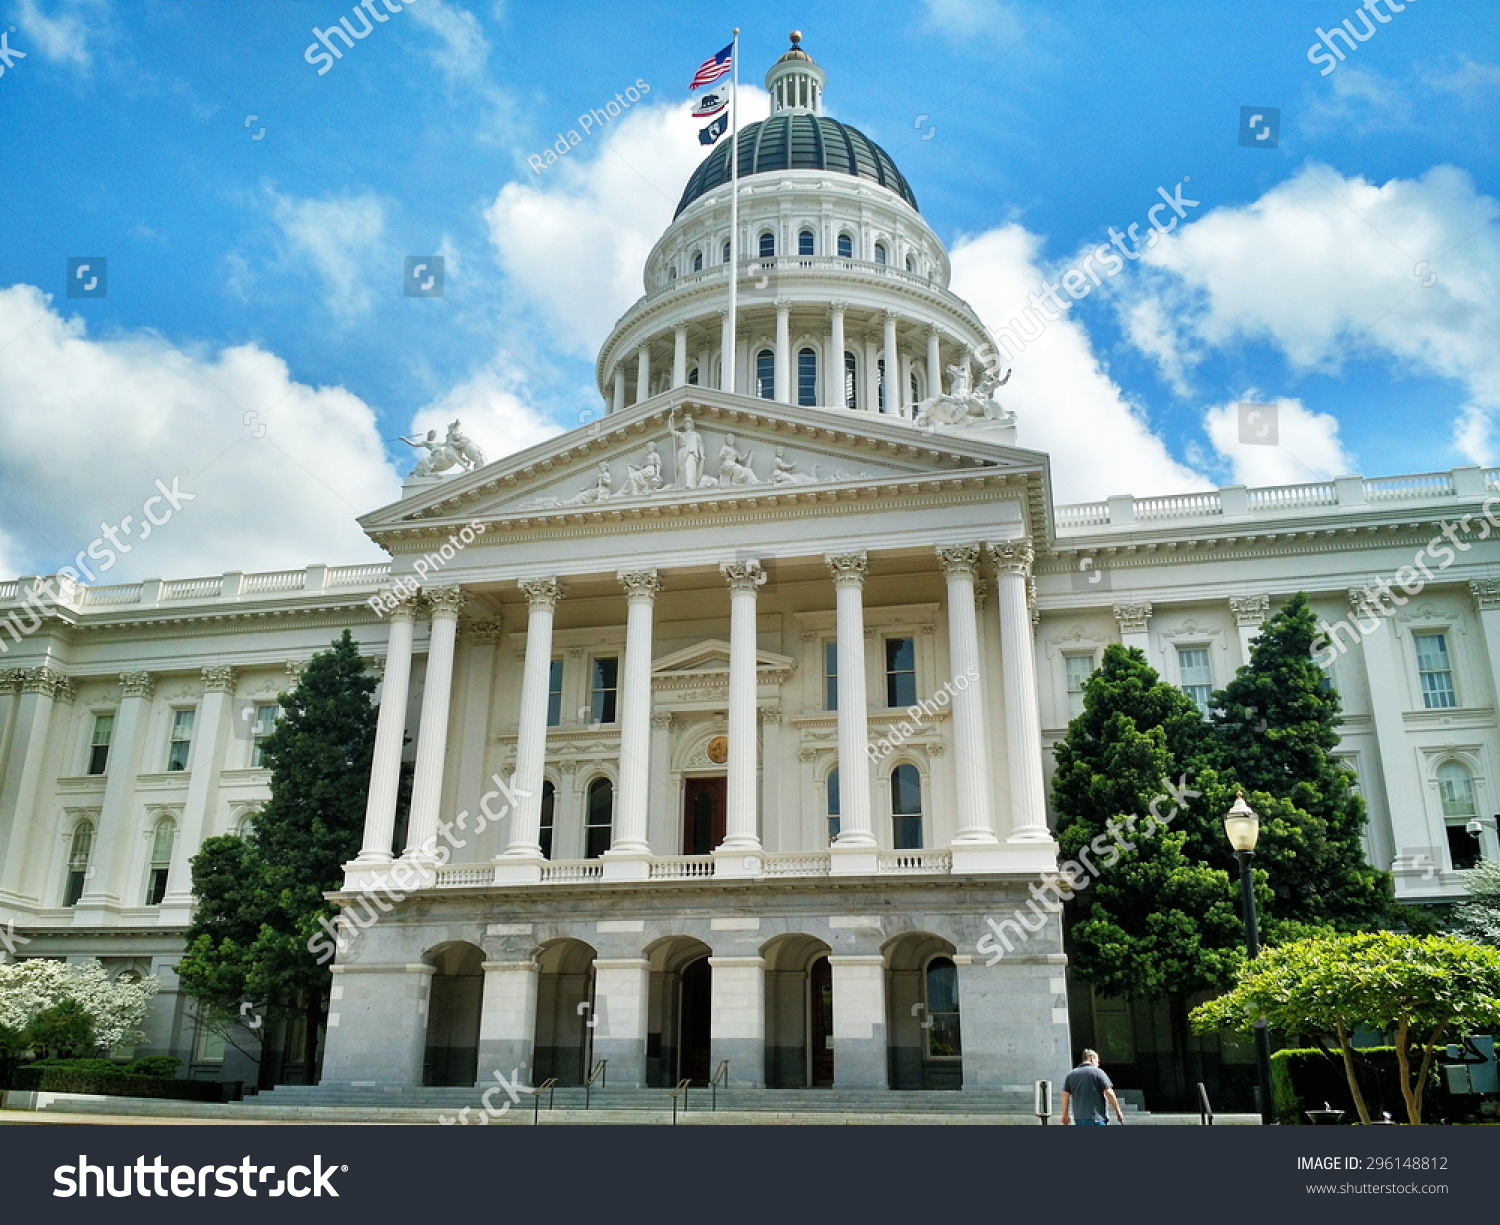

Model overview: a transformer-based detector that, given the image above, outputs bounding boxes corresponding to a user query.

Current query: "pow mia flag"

[699,113,728,145]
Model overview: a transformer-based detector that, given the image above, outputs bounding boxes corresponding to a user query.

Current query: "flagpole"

[724,27,740,396]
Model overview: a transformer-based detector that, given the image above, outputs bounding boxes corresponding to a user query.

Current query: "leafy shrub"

[10,1066,220,1101]
[1272,1045,1444,1124]
[28,1057,121,1074]
[123,1055,181,1078]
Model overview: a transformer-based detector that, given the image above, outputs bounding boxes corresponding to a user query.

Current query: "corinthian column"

[825,552,877,872]
[990,540,1051,843]
[716,559,765,875]
[405,585,464,859]
[605,569,661,879]
[351,593,418,877]
[826,303,847,407]
[497,578,565,882]
[936,546,998,851]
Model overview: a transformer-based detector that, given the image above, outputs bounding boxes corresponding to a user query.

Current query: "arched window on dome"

[688,366,699,386]
[692,250,703,272]
[723,239,732,264]
[877,358,887,412]
[843,351,858,409]
[892,763,923,849]
[756,349,775,399]
[759,231,776,259]
[797,348,818,406]
[874,241,888,265]
[837,232,853,259]
[910,371,920,406]
[668,266,677,282]
[798,229,815,257]
[905,254,916,272]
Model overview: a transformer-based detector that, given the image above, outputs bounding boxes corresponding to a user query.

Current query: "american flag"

[690,42,733,90]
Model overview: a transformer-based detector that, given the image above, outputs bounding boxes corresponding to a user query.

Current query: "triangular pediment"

[651,639,795,690]
[359,387,1051,539]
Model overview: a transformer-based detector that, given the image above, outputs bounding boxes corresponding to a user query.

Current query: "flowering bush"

[0,960,159,1051]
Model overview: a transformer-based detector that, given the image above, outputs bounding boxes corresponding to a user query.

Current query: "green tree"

[1199,593,1394,930]
[25,998,96,1059]
[177,630,376,1082]
[1193,931,1500,1123]
[1454,860,1500,947]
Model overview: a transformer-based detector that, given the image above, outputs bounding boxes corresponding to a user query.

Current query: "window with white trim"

[892,763,923,850]
[87,714,113,775]
[146,818,175,905]
[64,821,93,907]
[250,704,279,768]
[1064,653,1097,720]
[1176,647,1212,715]
[166,709,195,772]
[1414,631,1457,709]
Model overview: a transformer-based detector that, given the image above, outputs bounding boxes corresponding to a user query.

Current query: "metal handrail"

[669,1077,693,1125]
[584,1059,608,1111]
[709,1059,730,1112]
[1196,1081,1214,1126]
[531,1077,557,1125]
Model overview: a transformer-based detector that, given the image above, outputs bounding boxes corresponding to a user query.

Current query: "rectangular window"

[1064,653,1096,720]
[590,657,619,724]
[885,637,917,708]
[1177,647,1212,715]
[892,765,923,850]
[1414,632,1457,709]
[166,709,195,772]
[824,640,839,712]
[87,714,114,775]
[546,658,564,727]
[1447,823,1482,872]
[250,704,279,768]
[826,769,840,842]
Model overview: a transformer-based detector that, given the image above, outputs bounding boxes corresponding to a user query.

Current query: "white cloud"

[0,284,398,584]
[484,88,770,358]
[1119,163,1500,463]
[404,358,562,476]
[1203,396,1354,487]
[15,0,107,72]
[268,190,390,325]
[947,224,1210,503]
[1303,66,1413,135]
[405,0,491,81]
[922,0,1025,44]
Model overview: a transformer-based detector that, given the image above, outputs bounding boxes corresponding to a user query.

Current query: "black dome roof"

[674,114,918,218]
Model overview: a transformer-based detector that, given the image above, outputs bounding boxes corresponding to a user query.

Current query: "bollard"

[1034,1079,1053,1125]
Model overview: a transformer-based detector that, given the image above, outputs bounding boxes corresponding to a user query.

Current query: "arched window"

[910,371,920,405]
[905,254,916,272]
[688,365,699,386]
[1438,761,1477,817]
[758,231,776,258]
[892,764,923,849]
[826,767,841,842]
[756,349,775,399]
[844,351,858,409]
[146,817,176,905]
[723,239,732,263]
[874,241,887,265]
[539,780,556,860]
[64,820,94,907]
[797,348,818,406]
[668,266,677,281]
[798,229,815,256]
[585,777,613,859]
[837,232,853,259]
[924,957,961,1057]
[692,250,703,272]
[877,358,887,411]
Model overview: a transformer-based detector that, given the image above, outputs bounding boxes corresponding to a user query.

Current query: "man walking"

[1060,1049,1126,1126]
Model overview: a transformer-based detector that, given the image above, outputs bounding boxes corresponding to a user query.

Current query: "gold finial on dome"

[790,30,801,44]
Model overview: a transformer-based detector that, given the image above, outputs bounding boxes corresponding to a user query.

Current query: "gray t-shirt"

[1063,1064,1114,1122]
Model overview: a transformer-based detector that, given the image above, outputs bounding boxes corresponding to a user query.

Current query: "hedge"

[10,1066,223,1102]
[1272,1045,1444,1124]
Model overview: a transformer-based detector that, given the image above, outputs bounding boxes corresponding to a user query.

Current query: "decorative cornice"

[988,538,1034,577]
[119,671,155,699]
[201,665,238,694]
[936,544,981,580]
[520,577,566,610]
[0,668,23,694]
[720,559,767,592]
[1222,595,1267,628]
[1469,578,1500,611]
[618,569,663,601]
[823,551,869,587]
[1113,603,1152,635]
[423,584,466,618]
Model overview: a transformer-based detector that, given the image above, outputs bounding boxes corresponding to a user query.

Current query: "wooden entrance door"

[809,956,834,1087]
[679,957,713,1084]
[683,776,727,855]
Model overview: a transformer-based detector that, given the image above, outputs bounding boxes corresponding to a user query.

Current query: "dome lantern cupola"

[765,31,824,115]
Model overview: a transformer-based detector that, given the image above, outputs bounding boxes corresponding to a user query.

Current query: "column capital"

[673,322,688,336]
[774,298,791,313]
[1112,602,1152,635]
[0,668,23,694]
[201,665,238,694]
[617,569,663,601]
[1347,586,1380,617]
[987,538,1034,576]
[119,670,155,699]
[1229,594,1271,626]
[882,308,899,324]
[384,590,423,622]
[519,577,566,610]
[720,559,766,592]
[828,300,848,315]
[286,658,308,680]
[650,711,675,730]
[19,665,69,697]
[823,551,869,586]
[423,584,465,618]
[462,615,505,642]
[936,544,982,579]
[1469,578,1500,611]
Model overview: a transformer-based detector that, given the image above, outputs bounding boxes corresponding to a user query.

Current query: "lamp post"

[1224,792,1276,1126]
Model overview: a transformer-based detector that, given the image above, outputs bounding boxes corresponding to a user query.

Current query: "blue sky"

[1,0,1498,580]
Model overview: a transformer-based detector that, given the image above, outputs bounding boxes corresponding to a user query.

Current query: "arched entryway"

[763,934,834,1088]
[422,941,484,1086]
[645,936,713,1086]
[885,933,963,1090]
[533,938,597,1086]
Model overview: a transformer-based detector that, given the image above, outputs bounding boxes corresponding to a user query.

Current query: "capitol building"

[2,39,1497,1105]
